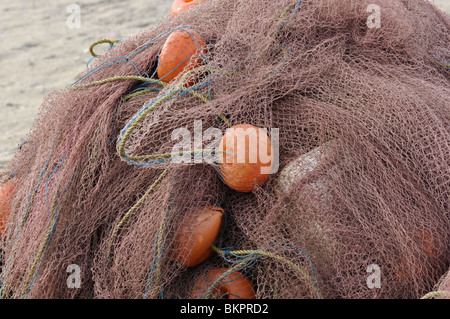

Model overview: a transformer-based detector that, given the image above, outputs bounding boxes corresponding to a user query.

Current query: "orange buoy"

[0,181,15,237]
[171,0,208,17]
[157,29,206,85]
[191,268,256,299]
[218,124,273,192]
[174,206,224,267]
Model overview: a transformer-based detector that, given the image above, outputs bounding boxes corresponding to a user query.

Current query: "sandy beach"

[0,0,172,168]
[0,0,449,168]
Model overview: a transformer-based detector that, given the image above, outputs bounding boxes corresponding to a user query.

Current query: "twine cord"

[420,291,446,299]
[89,39,121,57]
[106,166,171,260]
[210,245,321,299]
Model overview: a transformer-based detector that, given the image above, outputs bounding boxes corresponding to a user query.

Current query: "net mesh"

[433,268,450,299]
[0,0,449,299]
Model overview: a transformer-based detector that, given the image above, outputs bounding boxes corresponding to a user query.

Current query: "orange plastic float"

[174,206,224,267]
[171,0,209,17]
[0,180,15,237]
[218,124,274,192]
[191,267,256,299]
[157,29,206,85]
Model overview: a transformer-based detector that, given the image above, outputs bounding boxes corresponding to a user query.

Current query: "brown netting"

[433,268,450,299]
[0,0,449,299]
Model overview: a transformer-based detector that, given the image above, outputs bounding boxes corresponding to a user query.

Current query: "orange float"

[171,0,208,17]
[174,206,224,267]
[191,268,256,299]
[218,124,274,192]
[0,181,15,237]
[157,29,206,85]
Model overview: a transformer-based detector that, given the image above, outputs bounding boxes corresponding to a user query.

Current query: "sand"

[0,0,449,168]
[0,0,172,168]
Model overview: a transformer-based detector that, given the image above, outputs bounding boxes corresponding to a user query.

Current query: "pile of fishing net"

[0,0,449,299]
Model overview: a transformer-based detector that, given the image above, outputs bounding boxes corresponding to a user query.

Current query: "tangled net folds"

[0,0,449,299]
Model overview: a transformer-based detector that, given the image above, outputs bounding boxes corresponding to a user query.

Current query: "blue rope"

[278,0,303,31]
[117,80,216,167]
[429,55,450,70]
[45,153,66,218]
[213,242,321,299]
[200,257,258,299]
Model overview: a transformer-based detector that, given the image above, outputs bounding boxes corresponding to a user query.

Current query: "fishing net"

[0,0,449,299]
[423,267,450,299]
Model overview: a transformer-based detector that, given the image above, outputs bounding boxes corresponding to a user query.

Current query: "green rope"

[75,75,163,88]
[420,291,446,299]
[116,66,231,165]
[89,38,121,57]
[124,88,161,101]
[211,245,321,299]
[106,166,171,260]
[19,197,59,298]
[271,2,297,37]
[117,89,180,162]
[16,161,76,299]
[429,57,450,70]
[124,149,226,162]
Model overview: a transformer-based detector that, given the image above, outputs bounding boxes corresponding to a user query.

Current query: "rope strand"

[212,245,321,299]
